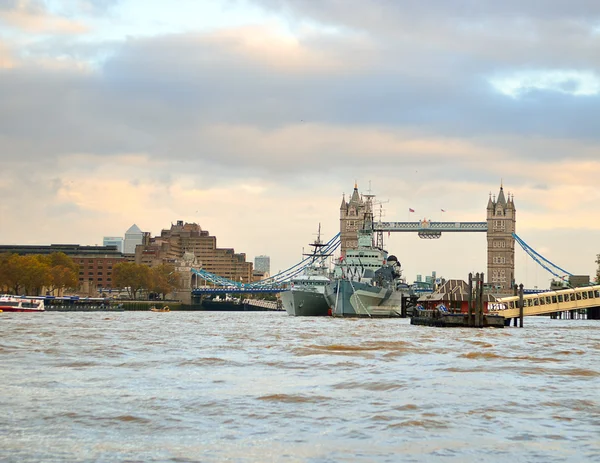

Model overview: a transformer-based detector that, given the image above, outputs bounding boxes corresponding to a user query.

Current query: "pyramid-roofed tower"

[124,223,145,254]
[125,224,142,235]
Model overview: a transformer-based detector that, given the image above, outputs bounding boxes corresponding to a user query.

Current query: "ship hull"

[281,289,329,316]
[324,280,405,318]
[0,307,44,313]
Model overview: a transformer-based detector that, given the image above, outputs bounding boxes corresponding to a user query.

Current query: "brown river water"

[1,312,599,462]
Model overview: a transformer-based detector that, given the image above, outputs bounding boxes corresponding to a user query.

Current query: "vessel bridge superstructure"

[490,285,600,319]
[191,233,340,295]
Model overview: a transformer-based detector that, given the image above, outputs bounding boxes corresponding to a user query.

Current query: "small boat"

[0,295,45,312]
[150,306,170,312]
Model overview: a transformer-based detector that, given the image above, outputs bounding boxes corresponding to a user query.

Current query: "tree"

[0,253,33,295]
[0,253,15,293]
[150,264,182,300]
[45,253,79,295]
[113,262,151,299]
[0,252,77,296]
[21,255,51,295]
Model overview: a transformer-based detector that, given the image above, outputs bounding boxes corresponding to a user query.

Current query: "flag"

[441,209,446,212]
[409,208,415,213]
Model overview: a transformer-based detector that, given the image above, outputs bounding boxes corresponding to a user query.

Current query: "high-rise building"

[103,236,124,253]
[124,224,144,254]
[254,255,270,274]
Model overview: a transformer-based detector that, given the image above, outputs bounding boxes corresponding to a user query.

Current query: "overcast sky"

[1,0,599,287]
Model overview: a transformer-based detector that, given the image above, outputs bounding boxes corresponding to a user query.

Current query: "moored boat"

[0,295,45,312]
[411,305,505,328]
[324,203,411,318]
[281,225,332,316]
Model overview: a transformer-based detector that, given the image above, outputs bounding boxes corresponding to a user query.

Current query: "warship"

[281,226,332,316]
[324,200,411,317]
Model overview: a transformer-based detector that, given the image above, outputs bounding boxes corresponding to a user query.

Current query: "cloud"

[0,40,15,68]
[0,0,88,34]
[1,2,600,285]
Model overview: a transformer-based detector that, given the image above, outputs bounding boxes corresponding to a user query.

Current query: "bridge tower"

[486,184,516,293]
[339,183,366,257]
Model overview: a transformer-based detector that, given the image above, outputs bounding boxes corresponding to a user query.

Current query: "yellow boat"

[150,306,170,312]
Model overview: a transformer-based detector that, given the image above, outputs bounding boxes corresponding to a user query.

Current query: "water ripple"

[0,312,598,462]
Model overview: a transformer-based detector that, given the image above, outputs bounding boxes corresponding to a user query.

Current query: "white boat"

[0,295,45,312]
[281,226,331,316]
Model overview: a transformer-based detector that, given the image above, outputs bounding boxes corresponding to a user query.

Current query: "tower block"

[339,183,366,257]
[486,185,516,293]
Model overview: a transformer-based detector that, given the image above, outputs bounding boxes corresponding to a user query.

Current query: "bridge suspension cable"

[191,233,341,289]
[513,233,572,283]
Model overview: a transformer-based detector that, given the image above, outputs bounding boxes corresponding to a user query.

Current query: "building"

[339,183,367,256]
[486,184,516,293]
[135,220,253,284]
[254,255,270,275]
[0,244,125,291]
[103,236,124,253]
[124,224,144,254]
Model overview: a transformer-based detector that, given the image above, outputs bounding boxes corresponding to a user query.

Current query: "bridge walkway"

[490,285,600,319]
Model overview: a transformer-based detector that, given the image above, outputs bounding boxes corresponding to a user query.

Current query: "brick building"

[0,244,126,290]
[135,220,253,283]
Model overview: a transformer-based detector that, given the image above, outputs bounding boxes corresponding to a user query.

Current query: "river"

[1,312,598,462]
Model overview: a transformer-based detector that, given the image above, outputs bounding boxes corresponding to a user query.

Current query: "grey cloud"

[253,0,600,71]
[251,0,600,23]
[1,10,599,178]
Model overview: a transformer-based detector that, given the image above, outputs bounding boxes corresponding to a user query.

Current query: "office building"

[103,236,124,253]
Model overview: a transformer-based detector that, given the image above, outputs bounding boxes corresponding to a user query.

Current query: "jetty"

[411,273,505,328]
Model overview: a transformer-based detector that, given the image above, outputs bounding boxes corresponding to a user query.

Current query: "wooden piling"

[475,273,483,328]
[468,273,474,327]
[518,283,524,328]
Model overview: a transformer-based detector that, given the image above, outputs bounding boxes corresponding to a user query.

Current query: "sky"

[1,0,599,288]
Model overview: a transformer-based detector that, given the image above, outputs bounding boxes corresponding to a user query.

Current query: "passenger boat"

[0,295,45,312]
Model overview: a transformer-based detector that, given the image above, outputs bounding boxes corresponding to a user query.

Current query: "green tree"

[113,262,151,299]
[150,264,182,300]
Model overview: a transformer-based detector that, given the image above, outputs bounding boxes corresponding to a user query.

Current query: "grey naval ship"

[324,219,411,318]
[281,228,332,317]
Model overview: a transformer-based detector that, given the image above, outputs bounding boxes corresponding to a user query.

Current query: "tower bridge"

[340,183,517,294]
[187,182,580,304]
